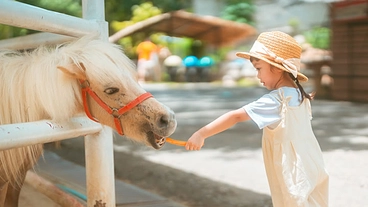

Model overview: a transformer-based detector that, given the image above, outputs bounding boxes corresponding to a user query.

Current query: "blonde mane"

[0,36,137,186]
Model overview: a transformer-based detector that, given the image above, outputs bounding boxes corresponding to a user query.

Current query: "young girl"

[185,31,329,207]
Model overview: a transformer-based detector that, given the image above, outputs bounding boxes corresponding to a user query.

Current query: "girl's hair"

[287,72,314,101]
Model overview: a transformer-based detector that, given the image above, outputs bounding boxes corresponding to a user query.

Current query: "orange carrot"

[166,137,187,146]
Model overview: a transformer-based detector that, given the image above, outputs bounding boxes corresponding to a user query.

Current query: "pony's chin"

[147,131,166,149]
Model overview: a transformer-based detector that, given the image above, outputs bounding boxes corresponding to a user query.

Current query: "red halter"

[79,80,153,135]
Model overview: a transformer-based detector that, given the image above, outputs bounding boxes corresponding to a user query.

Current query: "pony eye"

[104,87,119,95]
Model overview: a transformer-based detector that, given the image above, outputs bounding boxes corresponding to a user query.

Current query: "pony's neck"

[30,66,84,122]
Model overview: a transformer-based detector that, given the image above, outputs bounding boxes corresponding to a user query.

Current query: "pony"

[0,36,177,207]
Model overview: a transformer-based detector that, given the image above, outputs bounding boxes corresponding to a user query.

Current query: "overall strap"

[276,89,292,128]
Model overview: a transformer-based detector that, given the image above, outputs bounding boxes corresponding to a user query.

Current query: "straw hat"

[236,31,308,82]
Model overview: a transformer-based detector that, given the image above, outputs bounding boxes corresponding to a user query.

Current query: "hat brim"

[236,52,308,82]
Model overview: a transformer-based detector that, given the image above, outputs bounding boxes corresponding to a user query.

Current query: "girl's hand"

[185,132,205,150]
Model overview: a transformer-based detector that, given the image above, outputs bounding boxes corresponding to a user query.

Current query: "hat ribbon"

[250,41,300,78]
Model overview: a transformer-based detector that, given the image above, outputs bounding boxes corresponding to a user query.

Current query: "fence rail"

[0,116,102,151]
[0,32,74,50]
[0,1,100,38]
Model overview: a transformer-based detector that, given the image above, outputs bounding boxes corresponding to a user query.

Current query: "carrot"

[166,137,187,147]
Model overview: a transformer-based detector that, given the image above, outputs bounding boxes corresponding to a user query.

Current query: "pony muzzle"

[79,79,153,136]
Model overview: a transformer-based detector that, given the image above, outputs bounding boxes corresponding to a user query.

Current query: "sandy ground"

[45,83,368,206]
[20,182,61,207]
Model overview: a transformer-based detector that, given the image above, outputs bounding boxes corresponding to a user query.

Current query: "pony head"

[56,36,177,149]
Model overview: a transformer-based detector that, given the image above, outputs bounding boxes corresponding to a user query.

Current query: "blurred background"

[3,0,366,102]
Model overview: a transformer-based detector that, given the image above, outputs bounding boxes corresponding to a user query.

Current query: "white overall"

[262,91,329,207]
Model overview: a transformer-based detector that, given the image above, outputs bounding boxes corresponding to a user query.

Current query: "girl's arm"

[185,108,250,150]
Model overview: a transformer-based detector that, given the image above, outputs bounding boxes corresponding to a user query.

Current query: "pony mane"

[58,36,137,87]
[0,36,135,186]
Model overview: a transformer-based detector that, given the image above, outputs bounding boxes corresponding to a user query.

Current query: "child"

[185,31,329,207]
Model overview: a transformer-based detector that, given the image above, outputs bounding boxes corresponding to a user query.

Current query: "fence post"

[85,127,115,207]
[82,0,116,206]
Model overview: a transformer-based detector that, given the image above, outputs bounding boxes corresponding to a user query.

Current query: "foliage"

[221,0,255,25]
[288,17,300,35]
[303,27,330,49]
[110,2,162,33]
[110,2,163,58]
[17,0,82,16]
[0,25,28,40]
[150,0,191,13]
[106,0,191,22]
[131,2,161,22]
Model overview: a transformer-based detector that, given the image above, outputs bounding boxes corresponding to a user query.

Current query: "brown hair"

[287,73,313,101]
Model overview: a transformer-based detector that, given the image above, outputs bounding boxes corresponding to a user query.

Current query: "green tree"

[110,2,164,58]
[105,0,191,35]
[106,0,191,22]
[303,27,330,49]
[221,0,255,25]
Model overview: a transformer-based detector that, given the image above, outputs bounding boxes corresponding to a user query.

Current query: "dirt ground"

[20,182,61,207]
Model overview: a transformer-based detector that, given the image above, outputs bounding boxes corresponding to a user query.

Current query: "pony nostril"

[158,114,170,128]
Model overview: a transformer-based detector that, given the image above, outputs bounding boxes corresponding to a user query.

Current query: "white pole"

[82,0,116,206]
[0,116,102,151]
[84,127,115,207]
[0,33,74,50]
[0,1,100,37]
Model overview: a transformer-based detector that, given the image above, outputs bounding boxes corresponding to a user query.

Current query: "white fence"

[0,0,116,206]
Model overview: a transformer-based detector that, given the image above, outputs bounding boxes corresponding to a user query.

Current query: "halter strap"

[79,79,153,135]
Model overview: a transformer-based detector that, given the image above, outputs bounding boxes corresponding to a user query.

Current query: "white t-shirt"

[243,87,302,129]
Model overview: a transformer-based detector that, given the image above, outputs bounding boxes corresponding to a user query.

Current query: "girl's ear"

[57,63,86,80]
[270,65,283,74]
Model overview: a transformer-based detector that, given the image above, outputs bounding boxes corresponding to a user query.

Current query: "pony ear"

[57,63,86,80]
